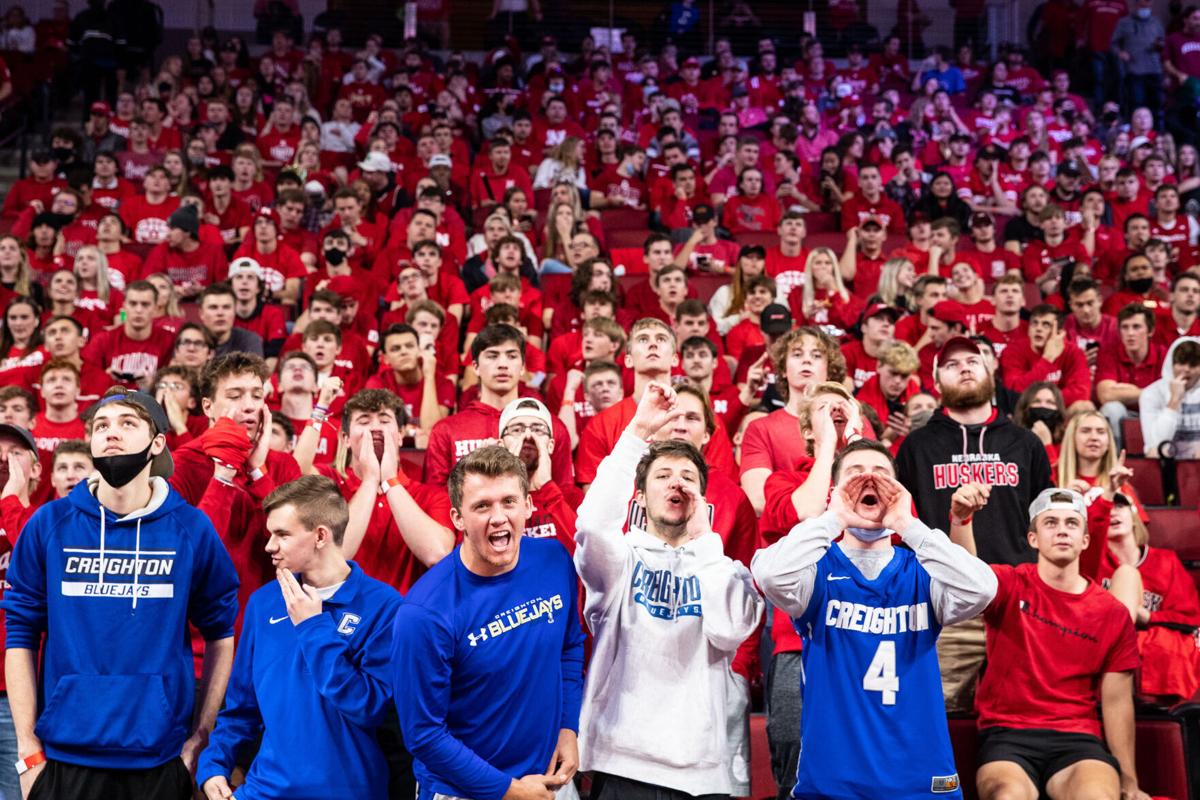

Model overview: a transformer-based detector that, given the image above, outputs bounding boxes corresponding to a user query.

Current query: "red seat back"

[1123,417,1146,458]
[1126,457,1166,506]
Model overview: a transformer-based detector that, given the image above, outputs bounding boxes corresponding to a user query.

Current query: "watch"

[14,752,44,775]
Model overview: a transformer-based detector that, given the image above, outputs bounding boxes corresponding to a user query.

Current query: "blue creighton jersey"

[791,544,961,800]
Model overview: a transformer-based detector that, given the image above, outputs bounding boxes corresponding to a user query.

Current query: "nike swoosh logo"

[269,615,289,624]
[827,575,851,581]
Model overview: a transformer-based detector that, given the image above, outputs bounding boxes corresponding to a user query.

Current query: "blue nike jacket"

[197,561,403,800]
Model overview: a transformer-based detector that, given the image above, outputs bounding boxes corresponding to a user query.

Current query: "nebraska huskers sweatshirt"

[574,432,764,797]
[895,409,1052,566]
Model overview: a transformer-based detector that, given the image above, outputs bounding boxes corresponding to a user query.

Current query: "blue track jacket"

[197,561,402,800]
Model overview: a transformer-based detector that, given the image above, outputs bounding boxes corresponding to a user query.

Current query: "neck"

[45,402,76,423]
[959,285,983,303]
[785,389,808,415]
[1111,537,1141,566]
[301,554,351,589]
[146,190,166,203]
[480,383,519,409]
[1128,342,1148,362]
[124,321,150,340]
[781,239,803,256]
[839,532,893,552]
[1045,231,1064,246]
[393,365,420,384]
[946,403,992,425]
[256,238,276,253]
[279,390,312,417]
[235,297,255,315]
[975,239,996,252]
[1036,555,1086,593]
[98,239,119,253]
[632,369,670,400]
[1076,454,1101,477]
[95,473,154,516]
[1175,306,1197,326]
[995,309,1020,329]
[53,300,74,315]
[864,335,887,356]
[646,518,689,547]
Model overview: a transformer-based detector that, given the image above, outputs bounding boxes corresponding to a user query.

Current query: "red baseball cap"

[253,206,281,237]
[861,303,899,323]
[933,335,982,372]
[326,275,362,304]
[89,101,111,117]
[930,300,969,330]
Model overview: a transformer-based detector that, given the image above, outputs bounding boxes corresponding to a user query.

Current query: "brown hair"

[634,439,708,495]
[199,352,271,399]
[448,444,529,511]
[674,382,716,435]
[831,439,895,483]
[40,357,80,383]
[263,474,350,546]
[303,319,343,345]
[771,326,847,400]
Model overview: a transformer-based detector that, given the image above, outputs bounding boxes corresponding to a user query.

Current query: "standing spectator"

[1112,0,1166,127]
[1000,304,1093,408]
[390,445,584,800]
[197,476,403,800]
[109,0,163,89]
[1166,5,1200,83]
[896,336,1052,710]
[1082,0,1129,111]
[575,383,763,798]
[69,0,118,108]
[4,389,238,799]
[754,437,995,798]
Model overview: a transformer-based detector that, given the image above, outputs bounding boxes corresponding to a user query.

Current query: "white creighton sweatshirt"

[573,432,764,796]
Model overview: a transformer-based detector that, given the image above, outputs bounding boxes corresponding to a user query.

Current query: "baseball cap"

[429,153,453,169]
[358,151,394,173]
[0,423,36,454]
[327,275,362,303]
[30,149,56,164]
[760,303,792,336]
[90,101,111,117]
[692,203,715,224]
[932,335,981,372]
[253,205,281,230]
[499,397,553,436]
[859,216,883,230]
[1130,135,1153,151]
[1058,162,1082,178]
[970,211,994,228]
[931,300,969,330]
[89,391,174,478]
[228,256,264,279]
[862,303,900,323]
[1028,486,1088,523]
[682,56,701,68]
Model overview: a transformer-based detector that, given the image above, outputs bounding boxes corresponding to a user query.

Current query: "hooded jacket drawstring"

[97,510,106,587]
[132,518,142,610]
[957,421,989,457]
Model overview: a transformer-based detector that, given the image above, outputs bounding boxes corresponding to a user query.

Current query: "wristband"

[951,515,973,526]
[314,403,330,414]
[381,474,409,495]
[249,467,266,482]
[15,752,44,775]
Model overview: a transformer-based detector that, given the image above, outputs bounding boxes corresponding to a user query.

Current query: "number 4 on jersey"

[863,640,899,705]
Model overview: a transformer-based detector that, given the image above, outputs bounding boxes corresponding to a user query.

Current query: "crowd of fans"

[0,1,1197,799]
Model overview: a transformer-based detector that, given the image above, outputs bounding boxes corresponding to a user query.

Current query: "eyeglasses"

[156,381,187,392]
[503,423,550,438]
[177,338,208,349]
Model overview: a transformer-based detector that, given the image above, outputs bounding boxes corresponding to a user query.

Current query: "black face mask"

[51,147,73,163]
[1026,406,1062,431]
[93,440,154,488]
[324,248,346,266]
[45,212,74,228]
[1128,277,1154,294]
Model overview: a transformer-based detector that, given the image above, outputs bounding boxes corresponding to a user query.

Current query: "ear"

[201,396,213,419]
[634,489,648,510]
[449,506,466,532]
[624,351,633,369]
[314,524,332,549]
[522,494,534,521]
[150,432,167,456]
[1027,527,1038,549]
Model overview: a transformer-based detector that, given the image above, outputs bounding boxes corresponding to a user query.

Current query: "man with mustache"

[753,438,996,799]
[897,336,1053,711]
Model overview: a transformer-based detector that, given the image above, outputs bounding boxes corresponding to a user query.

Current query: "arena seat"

[1023,283,1042,309]
[1146,507,1200,592]
[615,273,728,306]
[1123,418,1146,457]
[599,207,649,231]
[397,448,425,476]
[734,231,780,249]
[606,227,653,249]
[802,213,840,233]
[610,246,648,275]
[1126,458,1166,506]
[1176,461,1200,510]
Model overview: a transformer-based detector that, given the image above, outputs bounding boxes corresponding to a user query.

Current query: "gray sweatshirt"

[574,431,764,797]
[751,509,997,626]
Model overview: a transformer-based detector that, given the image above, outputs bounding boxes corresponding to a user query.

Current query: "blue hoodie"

[197,562,402,800]
[3,477,239,770]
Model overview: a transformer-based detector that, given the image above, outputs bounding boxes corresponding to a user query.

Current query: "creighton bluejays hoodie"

[574,432,764,797]
[896,408,1052,566]
[1140,336,1200,458]
[3,477,239,770]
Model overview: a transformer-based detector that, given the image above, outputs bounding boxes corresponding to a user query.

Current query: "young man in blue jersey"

[4,389,239,800]
[391,445,586,800]
[197,474,403,800]
[752,434,997,800]
[575,381,764,799]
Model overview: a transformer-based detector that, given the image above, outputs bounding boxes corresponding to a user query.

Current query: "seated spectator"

[1104,251,1169,316]
[673,203,740,274]
[1099,493,1200,704]
[1096,304,1166,445]
[1058,411,1148,523]
[199,282,264,358]
[81,280,175,390]
[1155,273,1200,348]
[856,340,922,453]
[840,218,889,300]
[788,247,864,337]
[1000,304,1092,409]
[1013,381,1067,468]
[366,323,456,432]
[1140,336,1200,457]
[710,245,767,334]
[557,359,625,448]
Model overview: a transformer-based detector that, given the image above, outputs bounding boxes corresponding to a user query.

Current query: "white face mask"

[1136,6,1152,18]
[847,526,892,542]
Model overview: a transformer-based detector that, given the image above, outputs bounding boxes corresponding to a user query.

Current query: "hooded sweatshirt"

[3,477,239,769]
[896,408,1053,566]
[574,432,764,796]
[1139,336,1200,458]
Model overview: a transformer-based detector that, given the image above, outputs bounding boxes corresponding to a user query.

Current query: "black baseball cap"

[760,303,792,336]
[692,204,715,224]
[0,424,36,454]
[88,391,174,478]
[970,211,994,228]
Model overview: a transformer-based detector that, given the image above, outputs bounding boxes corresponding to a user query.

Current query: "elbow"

[420,533,455,567]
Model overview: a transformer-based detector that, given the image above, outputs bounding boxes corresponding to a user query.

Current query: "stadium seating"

[1127,458,1166,506]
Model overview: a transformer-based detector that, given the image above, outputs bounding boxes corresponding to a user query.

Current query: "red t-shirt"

[81,326,175,387]
[976,562,1140,737]
[364,370,457,418]
[141,240,229,288]
[119,195,182,244]
[840,193,905,233]
[1094,342,1167,389]
[739,407,810,475]
[30,413,85,463]
[256,127,302,165]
